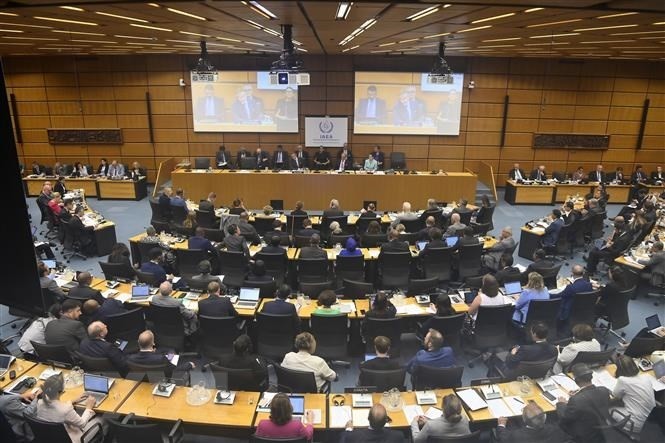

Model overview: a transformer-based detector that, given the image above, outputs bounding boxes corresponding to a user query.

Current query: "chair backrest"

[243,279,277,299]
[171,205,188,225]
[604,286,634,330]
[355,216,380,234]
[401,218,423,233]
[538,263,564,289]
[31,341,73,367]
[400,232,418,245]
[136,242,159,266]
[24,413,73,443]
[297,258,329,283]
[175,249,211,277]
[524,298,562,339]
[146,304,185,351]
[202,227,224,242]
[471,222,492,236]
[76,352,122,377]
[335,254,365,284]
[321,216,348,237]
[210,363,266,392]
[135,269,160,287]
[358,367,406,391]
[457,211,473,227]
[390,151,406,170]
[590,211,607,239]
[299,281,332,299]
[254,252,288,282]
[310,313,348,359]
[407,277,439,295]
[623,335,665,358]
[426,313,466,349]
[567,348,616,371]
[330,234,352,248]
[104,307,145,352]
[286,214,308,237]
[360,233,387,248]
[252,217,275,236]
[194,157,211,169]
[149,198,166,223]
[256,312,298,360]
[474,304,513,349]
[570,290,601,326]
[198,315,239,359]
[195,209,217,229]
[378,252,411,289]
[510,356,557,380]
[240,156,256,169]
[98,261,135,281]
[274,364,319,393]
[342,279,374,300]
[126,361,172,383]
[428,431,483,443]
[458,243,483,279]
[108,415,172,443]
[363,317,402,356]
[412,365,464,390]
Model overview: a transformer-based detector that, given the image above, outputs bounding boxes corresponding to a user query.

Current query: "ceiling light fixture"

[612,30,665,35]
[483,37,521,42]
[336,2,353,20]
[52,30,105,36]
[574,24,638,31]
[180,31,211,37]
[529,33,580,38]
[60,6,84,12]
[0,22,51,28]
[405,5,440,22]
[479,44,515,48]
[379,42,395,47]
[3,36,59,40]
[471,13,515,24]
[524,8,544,13]
[166,7,206,21]
[424,32,450,39]
[95,11,148,23]
[218,36,241,42]
[147,3,160,7]
[457,25,491,33]
[71,39,117,43]
[0,29,23,33]
[34,16,98,26]
[341,44,359,52]
[242,1,278,20]
[115,34,153,39]
[130,23,172,32]
[527,19,581,28]
[581,40,633,44]
[339,17,377,45]
[597,12,638,19]
[0,12,18,17]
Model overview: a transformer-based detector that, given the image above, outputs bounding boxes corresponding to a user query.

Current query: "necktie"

[278,152,282,163]
[245,101,251,119]
[515,169,521,180]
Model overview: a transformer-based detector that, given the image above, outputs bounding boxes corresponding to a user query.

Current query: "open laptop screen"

[646,314,661,330]
[289,395,305,415]
[416,241,428,251]
[42,259,56,269]
[132,285,150,298]
[503,281,522,295]
[239,287,260,301]
[445,236,458,247]
[84,374,109,393]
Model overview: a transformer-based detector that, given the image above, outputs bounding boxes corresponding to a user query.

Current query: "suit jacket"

[67,285,104,304]
[557,385,611,443]
[44,317,87,353]
[445,222,467,237]
[223,234,250,257]
[54,182,66,195]
[215,150,230,167]
[195,96,225,122]
[484,237,516,270]
[231,98,262,123]
[198,295,238,318]
[289,156,303,170]
[340,427,406,443]
[505,341,557,369]
[259,245,288,255]
[372,151,385,168]
[272,150,289,168]
[323,209,344,218]
[198,200,214,212]
[236,150,249,166]
[380,239,410,254]
[524,259,555,277]
[263,299,300,331]
[542,218,564,247]
[127,350,191,375]
[393,99,425,126]
[638,251,665,286]
[554,278,593,320]
[188,235,216,254]
[508,168,527,181]
[256,151,270,169]
[97,163,109,176]
[495,266,522,285]
[530,169,548,181]
[140,261,168,285]
[355,97,387,123]
[297,228,320,238]
[295,149,309,162]
[238,221,261,245]
[290,209,308,217]
[495,423,567,443]
[78,337,128,375]
[360,356,400,371]
[651,170,665,182]
[606,229,632,256]
[608,171,626,183]
[127,167,146,180]
[97,298,126,322]
[299,246,327,260]
[108,164,125,178]
[589,170,606,183]
[631,170,647,185]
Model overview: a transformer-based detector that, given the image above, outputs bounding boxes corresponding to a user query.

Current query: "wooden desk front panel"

[506,181,555,205]
[554,184,593,203]
[172,171,477,211]
[24,177,98,197]
[96,180,139,200]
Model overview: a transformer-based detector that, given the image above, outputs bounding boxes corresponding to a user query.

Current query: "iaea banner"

[305,116,348,147]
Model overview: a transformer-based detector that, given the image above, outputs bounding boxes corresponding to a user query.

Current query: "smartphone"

[542,391,556,402]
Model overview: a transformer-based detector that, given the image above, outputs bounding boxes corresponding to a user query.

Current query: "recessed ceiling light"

[52,30,105,36]
[581,40,633,44]
[405,6,440,22]
[115,35,154,40]
[529,33,580,39]
[0,12,18,17]
[166,39,199,44]
[574,24,638,32]
[71,39,117,43]
[398,38,419,43]
[147,3,160,7]
[457,25,492,33]
[524,42,570,46]
[478,44,515,48]
[179,31,210,37]
[612,30,665,35]
[524,8,544,13]
[336,2,353,21]
[483,37,521,42]
[60,6,85,12]
[471,13,515,24]
[218,36,241,42]
[379,42,395,47]
[341,44,359,52]
[166,7,206,21]
[3,36,59,41]
[0,22,51,29]
[130,23,172,32]
[296,47,307,52]
[95,11,148,23]
[596,12,638,19]
[0,29,23,33]
[34,16,98,26]
[424,32,450,39]
[655,22,665,25]
[241,1,278,20]
[244,40,265,46]
[527,19,581,28]
[340,17,377,45]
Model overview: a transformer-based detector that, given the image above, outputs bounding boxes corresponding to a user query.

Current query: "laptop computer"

[131,285,151,302]
[289,395,305,416]
[445,236,459,247]
[42,259,57,269]
[646,314,661,330]
[77,374,114,407]
[0,354,15,376]
[235,287,260,309]
[416,241,429,251]
[503,281,522,296]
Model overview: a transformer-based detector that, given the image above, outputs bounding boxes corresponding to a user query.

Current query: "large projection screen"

[191,71,298,133]
[354,72,464,135]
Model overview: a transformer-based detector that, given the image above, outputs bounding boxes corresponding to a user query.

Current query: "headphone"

[332,394,345,407]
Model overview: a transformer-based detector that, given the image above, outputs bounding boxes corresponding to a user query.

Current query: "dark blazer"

[495,266,522,286]
[127,350,191,375]
[323,209,344,218]
[54,182,66,195]
[361,210,378,219]
[259,245,288,255]
[78,337,128,375]
[44,317,87,353]
[360,356,400,371]
[495,423,567,443]
[127,167,146,180]
[198,295,238,317]
[608,171,626,183]
[299,246,327,260]
[631,170,647,184]
[505,341,557,369]
[272,150,288,168]
[651,170,665,181]
[355,97,387,123]
[542,218,564,248]
[553,278,593,320]
[297,228,321,238]
[215,150,230,167]
[288,156,304,170]
[372,151,385,169]
[557,385,611,443]
[198,200,214,212]
[140,261,168,285]
[236,150,249,166]
[340,427,405,443]
[216,353,268,390]
[530,169,548,181]
[589,170,606,183]
[67,285,104,305]
[295,149,309,163]
[188,235,216,254]
[238,221,261,245]
[380,239,410,253]
[508,168,527,180]
[256,151,270,169]
[223,234,250,257]
[97,163,109,176]
[97,298,127,322]
[290,209,308,217]
[263,299,300,331]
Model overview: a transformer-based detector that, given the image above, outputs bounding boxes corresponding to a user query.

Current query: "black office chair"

[99,261,135,281]
[428,431,482,443]
[321,215,348,237]
[457,243,483,280]
[422,247,453,283]
[170,205,188,226]
[254,251,288,286]
[218,250,248,288]
[390,152,406,170]
[363,317,402,357]
[598,286,634,341]
[299,281,333,299]
[310,313,349,363]
[569,290,601,327]
[423,313,466,349]
[407,277,439,295]
[623,335,665,358]
[471,222,492,236]
[30,341,74,367]
[341,279,374,300]
[274,363,329,394]
[171,223,195,239]
[195,209,217,229]
[361,233,387,248]
[240,156,256,170]
[293,235,312,248]
[25,412,103,443]
[467,304,513,368]
[108,413,184,443]
[538,263,564,289]
[209,363,267,392]
[522,298,562,341]
[175,249,212,277]
[355,216,380,235]
[194,157,210,169]
[202,227,224,243]
[378,252,411,289]
[400,232,418,246]
[495,356,557,381]
[252,217,275,236]
[330,235,353,249]
[182,275,215,292]
[61,219,88,262]
[358,367,406,391]
[198,316,240,359]
[335,255,365,287]
[104,306,144,347]
[244,279,277,299]
[411,365,464,390]
[286,214,308,237]
[256,312,298,361]
[589,211,607,242]
[135,269,160,287]
[297,258,329,283]
[75,352,124,378]
[565,348,616,372]
[151,219,171,234]
[146,304,185,351]
[126,361,176,383]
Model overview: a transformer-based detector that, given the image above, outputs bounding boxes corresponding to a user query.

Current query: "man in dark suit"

[541,209,564,249]
[290,201,308,217]
[340,403,405,443]
[561,201,579,225]
[262,221,290,247]
[195,84,224,122]
[496,402,566,443]
[651,165,664,183]
[128,330,195,377]
[494,254,522,286]
[67,272,104,304]
[585,216,632,273]
[417,216,436,242]
[638,241,665,287]
[380,229,410,254]
[54,177,67,195]
[198,281,238,318]
[68,206,96,253]
[299,234,327,260]
[127,162,146,180]
[371,145,385,169]
[523,249,555,281]
[31,161,44,175]
[498,323,557,375]
[223,224,250,258]
[297,218,320,238]
[294,145,308,167]
[272,145,288,170]
[631,164,648,185]
[323,199,344,218]
[360,202,378,219]
[78,321,128,376]
[236,147,249,167]
[188,260,223,289]
[590,164,606,183]
[393,89,425,126]
[215,145,230,168]
[418,227,446,258]
[288,152,303,170]
[255,148,270,169]
[419,198,442,224]
[140,247,171,285]
[336,148,353,171]
[360,336,400,371]
[231,88,262,123]
[44,299,87,353]
[188,227,217,255]
[238,212,261,245]
[262,284,300,332]
[608,166,626,183]
[198,192,216,213]
[313,146,331,170]
[530,165,548,181]
[556,363,611,443]
[552,265,592,323]
[355,86,387,124]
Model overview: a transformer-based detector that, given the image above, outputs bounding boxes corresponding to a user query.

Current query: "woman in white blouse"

[612,354,656,433]
[467,274,505,321]
[553,323,600,373]
[363,154,378,172]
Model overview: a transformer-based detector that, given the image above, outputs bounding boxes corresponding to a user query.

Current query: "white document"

[304,409,322,424]
[457,389,487,411]
[114,293,132,303]
[552,374,580,392]
[487,398,514,418]
[648,374,665,391]
[171,276,182,284]
[592,369,617,391]
[402,404,424,424]
[504,396,527,416]
[330,405,352,427]
[101,289,118,299]
[338,302,356,313]
[168,354,180,366]
[257,392,277,411]
[369,249,380,259]
[182,299,198,311]
[515,263,527,273]
[351,408,370,427]
[502,295,517,305]
[396,305,425,315]
[425,407,443,419]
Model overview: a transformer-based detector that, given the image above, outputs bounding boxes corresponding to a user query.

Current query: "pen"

[513,398,525,405]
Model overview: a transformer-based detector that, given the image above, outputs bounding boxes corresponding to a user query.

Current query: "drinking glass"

[517,375,531,394]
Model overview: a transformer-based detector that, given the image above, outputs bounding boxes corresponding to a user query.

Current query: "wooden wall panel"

[6,55,663,188]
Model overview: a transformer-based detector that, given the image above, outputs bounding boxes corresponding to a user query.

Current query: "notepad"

[504,396,527,416]
[457,389,487,411]
[352,408,370,427]
[487,398,514,419]
[305,409,322,424]
[402,404,424,424]
[330,405,352,427]
[592,369,617,391]
[101,289,118,298]
[425,407,443,419]
[551,374,580,392]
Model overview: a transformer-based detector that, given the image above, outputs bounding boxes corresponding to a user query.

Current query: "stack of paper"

[115,293,132,303]
[330,406,352,427]
[425,407,443,419]
[457,389,487,411]
[592,370,617,391]
[402,404,424,424]
[351,408,370,427]
[257,392,277,412]
[487,398,514,418]
[504,396,527,415]
[305,409,322,424]
[552,374,580,392]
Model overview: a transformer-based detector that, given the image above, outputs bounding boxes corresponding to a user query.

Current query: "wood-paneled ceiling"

[0,1,663,60]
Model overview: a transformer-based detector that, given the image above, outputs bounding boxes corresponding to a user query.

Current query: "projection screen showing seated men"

[191,71,299,133]
[354,71,464,136]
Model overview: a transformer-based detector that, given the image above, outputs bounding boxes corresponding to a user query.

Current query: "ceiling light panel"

[94,11,148,23]
[336,2,353,21]
[241,1,278,20]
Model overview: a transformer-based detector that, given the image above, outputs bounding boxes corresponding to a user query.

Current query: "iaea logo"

[319,119,334,133]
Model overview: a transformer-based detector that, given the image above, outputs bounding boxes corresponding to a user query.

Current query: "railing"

[152,157,176,198]
[477,161,498,202]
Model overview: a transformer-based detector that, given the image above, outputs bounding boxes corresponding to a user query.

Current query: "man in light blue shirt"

[406,329,455,373]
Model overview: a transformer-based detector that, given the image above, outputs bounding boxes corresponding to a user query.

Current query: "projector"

[269,72,310,86]
[427,73,454,85]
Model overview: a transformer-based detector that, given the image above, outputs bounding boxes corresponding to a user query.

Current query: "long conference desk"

[171,169,477,211]
[504,179,632,205]
[23,176,147,200]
